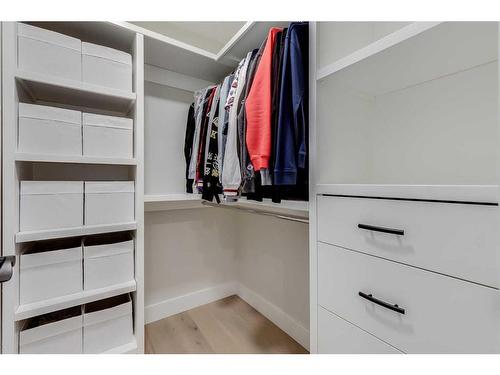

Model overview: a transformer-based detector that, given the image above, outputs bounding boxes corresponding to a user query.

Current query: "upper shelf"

[316,22,498,96]
[16,70,136,114]
[316,22,441,81]
[114,21,290,82]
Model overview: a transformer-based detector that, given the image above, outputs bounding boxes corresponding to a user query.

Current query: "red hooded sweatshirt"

[245,27,283,172]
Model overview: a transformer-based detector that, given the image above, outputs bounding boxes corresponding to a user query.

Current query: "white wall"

[144,208,238,321]
[235,213,310,347]
[144,81,193,195]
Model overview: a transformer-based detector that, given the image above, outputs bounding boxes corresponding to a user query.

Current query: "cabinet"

[311,22,500,353]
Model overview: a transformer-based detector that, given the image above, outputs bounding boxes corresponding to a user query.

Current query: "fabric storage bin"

[84,181,134,225]
[18,103,82,156]
[18,23,81,81]
[20,239,83,305]
[84,234,134,290]
[82,42,132,92]
[20,181,84,231]
[83,113,133,158]
[83,294,134,353]
[20,307,83,354]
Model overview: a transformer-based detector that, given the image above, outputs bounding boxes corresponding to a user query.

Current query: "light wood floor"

[145,295,308,354]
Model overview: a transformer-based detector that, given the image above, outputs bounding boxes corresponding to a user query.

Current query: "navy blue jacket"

[274,22,309,185]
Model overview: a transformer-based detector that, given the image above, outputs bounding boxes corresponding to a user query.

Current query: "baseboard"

[145,282,237,324]
[236,284,310,351]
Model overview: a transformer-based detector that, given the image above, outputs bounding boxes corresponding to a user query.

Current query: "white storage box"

[83,294,134,353]
[20,307,83,354]
[84,181,134,225]
[83,113,133,158]
[20,240,83,305]
[18,23,81,81]
[82,42,132,92]
[18,103,82,156]
[84,234,134,290]
[20,181,84,232]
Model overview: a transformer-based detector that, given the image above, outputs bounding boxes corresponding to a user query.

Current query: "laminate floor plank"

[145,295,308,354]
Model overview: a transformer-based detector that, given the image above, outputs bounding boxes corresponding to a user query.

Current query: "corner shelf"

[15,152,137,166]
[15,69,136,113]
[16,222,138,243]
[144,193,204,211]
[229,198,309,218]
[316,22,441,81]
[15,280,137,321]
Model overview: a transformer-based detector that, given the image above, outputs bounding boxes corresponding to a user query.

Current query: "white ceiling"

[129,22,246,54]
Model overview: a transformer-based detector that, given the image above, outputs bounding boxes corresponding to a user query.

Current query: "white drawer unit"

[83,294,134,354]
[317,242,500,353]
[318,306,402,354]
[18,103,82,156]
[82,42,133,92]
[19,307,83,354]
[20,243,83,305]
[317,195,499,288]
[84,236,135,290]
[20,181,84,231]
[84,181,135,226]
[17,23,82,81]
[83,112,133,159]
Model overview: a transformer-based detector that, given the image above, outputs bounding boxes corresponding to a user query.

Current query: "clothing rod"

[201,201,309,224]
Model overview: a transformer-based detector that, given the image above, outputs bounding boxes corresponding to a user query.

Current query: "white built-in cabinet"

[310,22,500,353]
[1,22,145,354]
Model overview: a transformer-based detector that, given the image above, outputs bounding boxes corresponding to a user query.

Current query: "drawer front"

[318,243,500,353]
[317,195,499,287]
[318,306,402,354]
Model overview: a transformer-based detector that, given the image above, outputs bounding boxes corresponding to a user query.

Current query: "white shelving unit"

[1,22,145,354]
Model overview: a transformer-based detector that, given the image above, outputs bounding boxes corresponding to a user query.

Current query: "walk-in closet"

[1,20,499,355]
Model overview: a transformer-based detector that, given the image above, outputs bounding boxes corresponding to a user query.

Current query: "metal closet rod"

[201,201,309,224]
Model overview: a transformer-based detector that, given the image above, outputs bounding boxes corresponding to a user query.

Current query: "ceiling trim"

[111,21,255,63]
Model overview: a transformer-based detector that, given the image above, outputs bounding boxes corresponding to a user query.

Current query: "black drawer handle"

[358,223,404,236]
[358,291,405,315]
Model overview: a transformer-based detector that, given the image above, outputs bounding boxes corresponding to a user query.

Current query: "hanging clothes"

[196,87,216,192]
[202,85,222,202]
[184,103,196,193]
[217,74,234,185]
[188,87,210,185]
[245,27,283,186]
[274,22,309,186]
[237,48,259,194]
[222,54,252,198]
[183,22,309,204]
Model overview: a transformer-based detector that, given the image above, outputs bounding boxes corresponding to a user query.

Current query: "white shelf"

[116,22,289,82]
[16,222,138,243]
[316,184,499,204]
[15,152,137,166]
[230,198,309,218]
[102,338,138,354]
[15,69,136,113]
[144,193,204,211]
[15,280,137,321]
[316,22,441,81]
